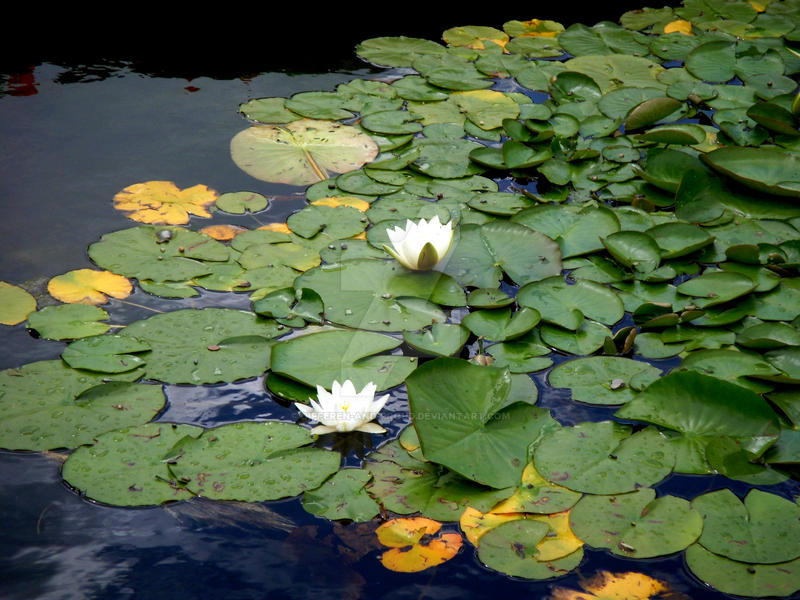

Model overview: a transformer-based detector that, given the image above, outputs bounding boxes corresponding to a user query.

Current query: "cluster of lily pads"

[2,0,800,596]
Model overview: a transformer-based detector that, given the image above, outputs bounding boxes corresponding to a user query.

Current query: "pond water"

[2,10,800,600]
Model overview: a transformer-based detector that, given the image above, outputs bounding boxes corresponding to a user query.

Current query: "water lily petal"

[355,422,387,434]
[310,424,338,435]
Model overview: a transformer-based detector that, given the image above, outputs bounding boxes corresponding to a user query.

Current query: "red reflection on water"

[184,85,200,92]
[6,68,38,96]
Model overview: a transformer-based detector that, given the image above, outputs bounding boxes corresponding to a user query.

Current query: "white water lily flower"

[384,216,454,271]
[294,380,389,435]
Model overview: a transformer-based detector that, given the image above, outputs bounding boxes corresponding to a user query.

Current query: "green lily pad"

[366,444,512,521]
[533,421,675,494]
[390,75,449,101]
[403,323,469,357]
[486,336,553,373]
[693,488,800,564]
[284,91,352,120]
[294,259,462,332]
[476,520,584,579]
[216,191,269,214]
[286,204,366,240]
[616,371,781,473]
[539,320,612,355]
[747,102,800,136]
[517,277,624,330]
[62,334,150,373]
[700,147,800,198]
[411,138,486,179]
[230,119,379,186]
[602,231,662,273]
[361,110,423,135]
[513,204,620,258]
[239,97,299,124]
[356,36,446,68]
[120,308,281,384]
[570,488,703,558]
[549,356,662,405]
[169,422,340,501]
[679,348,779,391]
[677,271,757,307]
[28,305,110,343]
[406,358,560,488]
[624,96,684,131]
[271,328,416,392]
[88,226,228,283]
[0,377,164,451]
[639,148,706,194]
[302,468,379,522]
[737,322,800,348]
[443,222,562,288]
[685,40,736,82]
[685,543,800,598]
[638,123,707,145]
[462,307,540,342]
[564,54,665,92]
[467,288,514,308]
[62,422,203,506]
[646,222,714,259]
[413,53,492,91]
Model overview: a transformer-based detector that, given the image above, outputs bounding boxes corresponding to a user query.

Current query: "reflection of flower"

[384,216,454,271]
[295,380,389,435]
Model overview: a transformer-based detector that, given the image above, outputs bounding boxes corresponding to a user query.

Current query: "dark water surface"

[2,9,799,600]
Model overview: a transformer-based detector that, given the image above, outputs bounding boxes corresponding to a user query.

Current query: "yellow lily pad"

[199,224,249,241]
[460,506,526,546]
[443,25,509,50]
[663,19,693,35]
[528,511,584,561]
[258,223,292,234]
[504,19,564,38]
[0,282,36,325]
[376,517,463,572]
[47,269,132,305]
[491,461,581,514]
[113,181,218,225]
[311,197,371,212]
[550,570,679,600]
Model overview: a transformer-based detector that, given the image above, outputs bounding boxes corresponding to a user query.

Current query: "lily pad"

[406,358,560,488]
[443,222,563,288]
[120,308,281,384]
[271,329,416,392]
[294,259,462,332]
[570,488,703,558]
[302,468,379,522]
[403,323,469,357]
[376,517,462,573]
[88,226,228,283]
[230,119,379,186]
[616,371,781,473]
[685,543,800,598]
[533,421,675,494]
[462,307,540,342]
[216,191,269,214]
[62,334,151,373]
[62,422,202,506]
[549,357,662,405]
[0,378,164,451]
[518,277,624,330]
[169,421,341,501]
[477,520,584,579]
[701,147,800,198]
[26,304,111,340]
[355,37,446,68]
[0,282,36,326]
[693,488,800,563]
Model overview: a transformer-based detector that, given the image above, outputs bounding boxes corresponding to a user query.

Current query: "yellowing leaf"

[376,517,462,573]
[460,506,526,546]
[550,571,679,600]
[506,19,564,38]
[311,197,371,212]
[0,282,36,325]
[257,223,292,234]
[748,0,767,11]
[350,232,367,240]
[48,269,132,305]
[492,462,578,514]
[663,20,693,35]
[528,511,583,561]
[113,181,218,225]
[443,26,509,51]
[199,224,249,241]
